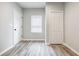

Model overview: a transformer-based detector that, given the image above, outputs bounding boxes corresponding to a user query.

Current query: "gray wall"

[22,8,45,39]
[0,2,22,53]
[64,2,79,53]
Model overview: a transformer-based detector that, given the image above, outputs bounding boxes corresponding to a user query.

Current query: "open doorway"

[22,8,46,42]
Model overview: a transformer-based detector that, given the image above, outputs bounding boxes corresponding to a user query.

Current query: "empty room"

[0,2,79,56]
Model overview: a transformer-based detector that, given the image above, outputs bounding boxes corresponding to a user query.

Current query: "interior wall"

[22,8,45,40]
[46,2,64,44]
[64,2,79,53]
[0,2,22,53]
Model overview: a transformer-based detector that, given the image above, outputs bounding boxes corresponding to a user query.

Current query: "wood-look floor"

[1,41,77,56]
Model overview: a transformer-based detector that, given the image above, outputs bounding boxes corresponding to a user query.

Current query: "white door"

[47,11,63,44]
[13,9,22,45]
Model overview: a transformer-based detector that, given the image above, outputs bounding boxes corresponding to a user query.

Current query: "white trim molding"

[0,45,14,56]
[0,40,21,56]
[63,43,79,56]
[22,39,45,41]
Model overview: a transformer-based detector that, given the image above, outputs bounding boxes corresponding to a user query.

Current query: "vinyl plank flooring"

[1,41,77,56]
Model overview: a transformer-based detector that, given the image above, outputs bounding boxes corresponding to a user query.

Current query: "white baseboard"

[22,39,45,41]
[0,45,14,56]
[47,42,63,45]
[0,40,21,56]
[63,43,79,56]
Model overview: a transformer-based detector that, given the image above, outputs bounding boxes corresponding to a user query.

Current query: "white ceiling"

[17,2,46,8]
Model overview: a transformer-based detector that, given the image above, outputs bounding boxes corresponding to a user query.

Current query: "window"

[31,15,42,33]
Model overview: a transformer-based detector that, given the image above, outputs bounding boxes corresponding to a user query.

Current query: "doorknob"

[14,29,16,31]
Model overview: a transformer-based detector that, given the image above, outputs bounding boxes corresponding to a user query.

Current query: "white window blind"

[31,15,42,33]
